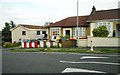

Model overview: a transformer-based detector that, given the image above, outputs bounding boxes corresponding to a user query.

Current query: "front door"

[65,30,70,36]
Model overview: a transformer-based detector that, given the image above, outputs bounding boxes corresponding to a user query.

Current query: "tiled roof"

[47,16,89,27]
[88,8,120,21]
[19,24,45,29]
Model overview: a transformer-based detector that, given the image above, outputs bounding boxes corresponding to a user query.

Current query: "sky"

[0,0,119,31]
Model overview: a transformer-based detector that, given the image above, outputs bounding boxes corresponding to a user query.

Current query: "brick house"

[47,16,90,40]
[87,7,120,37]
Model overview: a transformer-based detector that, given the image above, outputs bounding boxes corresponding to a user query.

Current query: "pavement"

[2,48,120,74]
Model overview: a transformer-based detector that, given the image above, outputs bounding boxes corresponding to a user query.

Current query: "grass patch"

[10,48,120,53]
[11,49,39,52]
[99,49,120,53]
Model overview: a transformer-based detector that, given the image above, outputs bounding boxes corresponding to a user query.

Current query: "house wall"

[86,27,90,36]
[61,28,63,37]
[72,28,74,38]
[28,30,39,40]
[12,26,47,42]
[47,28,50,39]
[77,39,88,47]
[12,26,29,42]
[113,21,118,30]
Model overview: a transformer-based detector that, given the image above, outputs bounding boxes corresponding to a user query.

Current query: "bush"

[3,42,20,48]
[62,35,70,40]
[92,26,109,37]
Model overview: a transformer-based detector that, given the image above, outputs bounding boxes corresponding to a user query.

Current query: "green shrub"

[62,35,70,40]
[92,26,109,37]
[3,42,20,48]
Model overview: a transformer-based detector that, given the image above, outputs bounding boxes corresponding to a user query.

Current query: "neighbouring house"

[87,6,120,37]
[47,6,120,47]
[11,24,47,43]
[47,16,90,40]
[86,7,120,47]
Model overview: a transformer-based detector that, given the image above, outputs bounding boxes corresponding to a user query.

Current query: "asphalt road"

[2,48,120,74]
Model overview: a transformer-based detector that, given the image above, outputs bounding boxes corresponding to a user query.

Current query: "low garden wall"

[87,36,120,47]
[77,39,88,47]
[77,37,120,47]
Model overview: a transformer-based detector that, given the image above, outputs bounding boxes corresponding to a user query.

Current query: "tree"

[2,21,16,43]
[2,22,11,32]
[2,22,11,42]
[92,26,109,37]
[10,21,15,28]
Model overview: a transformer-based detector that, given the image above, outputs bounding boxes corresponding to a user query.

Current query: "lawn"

[10,47,120,53]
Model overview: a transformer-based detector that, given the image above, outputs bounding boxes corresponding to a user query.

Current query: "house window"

[79,27,86,36]
[36,31,40,35]
[22,31,26,35]
[42,31,46,34]
[95,22,113,36]
[73,28,78,37]
[73,27,86,37]
[50,28,61,38]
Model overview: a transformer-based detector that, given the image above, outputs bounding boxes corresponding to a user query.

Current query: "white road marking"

[68,53,120,57]
[62,68,106,73]
[60,61,120,65]
[81,56,109,59]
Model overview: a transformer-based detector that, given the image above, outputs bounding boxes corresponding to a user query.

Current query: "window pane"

[79,27,86,36]
[42,31,46,34]
[37,31,40,35]
[22,31,26,35]
[50,28,61,37]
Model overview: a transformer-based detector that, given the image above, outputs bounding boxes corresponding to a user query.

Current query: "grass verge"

[10,48,120,53]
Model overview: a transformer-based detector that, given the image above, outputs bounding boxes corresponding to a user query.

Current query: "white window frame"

[73,27,86,37]
[94,22,113,37]
[36,31,40,35]
[50,28,61,38]
[22,31,26,35]
[79,27,86,36]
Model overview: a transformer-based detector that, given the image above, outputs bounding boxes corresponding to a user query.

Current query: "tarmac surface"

[2,48,120,74]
